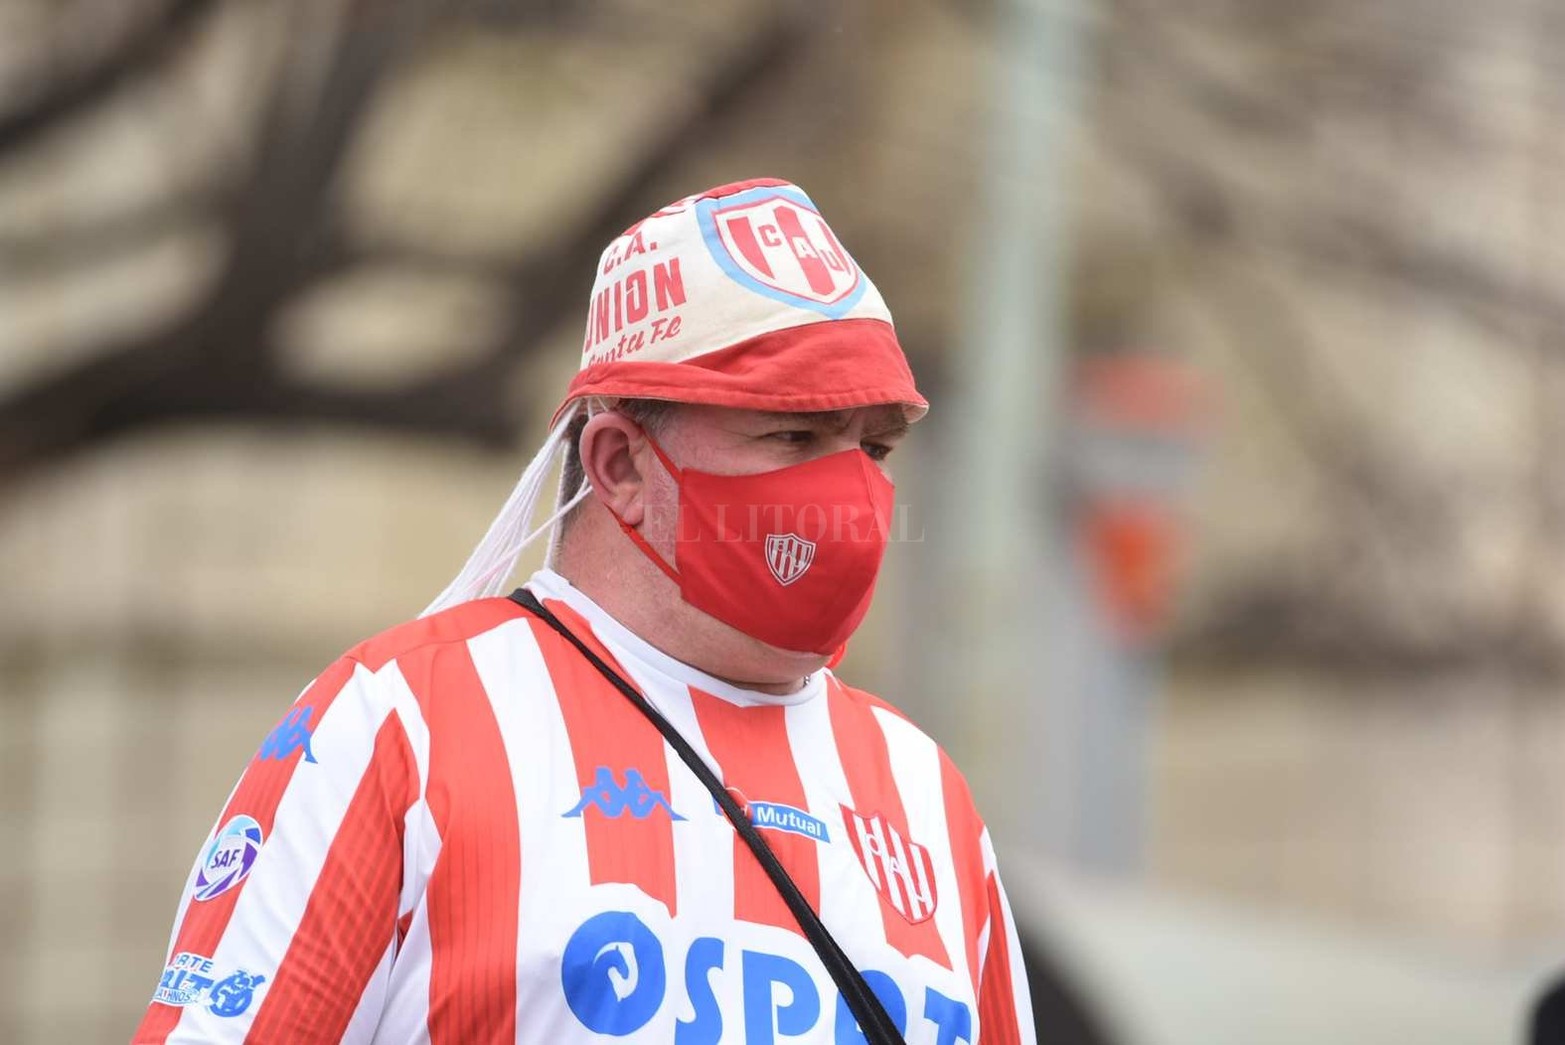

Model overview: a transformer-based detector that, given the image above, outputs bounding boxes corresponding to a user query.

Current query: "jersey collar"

[524,569,825,708]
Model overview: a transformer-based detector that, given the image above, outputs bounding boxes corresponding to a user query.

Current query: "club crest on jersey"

[192,814,264,902]
[841,806,939,923]
[765,533,816,586]
[697,186,866,318]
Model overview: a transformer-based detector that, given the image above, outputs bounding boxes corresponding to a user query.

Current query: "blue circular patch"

[561,910,666,1035]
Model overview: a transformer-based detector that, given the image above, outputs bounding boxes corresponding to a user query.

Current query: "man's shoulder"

[829,675,984,816]
[832,672,939,732]
[829,677,962,766]
[830,675,919,728]
[341,596,531,674]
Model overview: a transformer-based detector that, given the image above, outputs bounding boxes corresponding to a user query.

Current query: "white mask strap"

[420,402,585,617]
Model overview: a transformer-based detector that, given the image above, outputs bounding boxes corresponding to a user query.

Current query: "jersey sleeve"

[132,655,428,1044]
[975,829,1038,1044]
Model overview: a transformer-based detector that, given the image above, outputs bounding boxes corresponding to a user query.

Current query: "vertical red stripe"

[352,598,525,673]
[688,688,820,935]
[826,679,951,969]
[134,657,359,1044]
[941,751,988,1000]
[815,215,860,287]
[726,215,775,276]
[246,716,418,1040]
[977,874,1023,1045]
[399,638,521,1045]
[776,205,836,294]
[532,599,680,916]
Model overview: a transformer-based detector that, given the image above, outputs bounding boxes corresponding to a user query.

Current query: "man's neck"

[550,550,811,696]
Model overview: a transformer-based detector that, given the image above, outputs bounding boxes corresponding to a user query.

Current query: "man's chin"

[701,621,830,685]
[724,647,829,686]
[665,603,830,684]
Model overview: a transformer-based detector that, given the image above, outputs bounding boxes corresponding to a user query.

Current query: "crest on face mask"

[764,532,816,586]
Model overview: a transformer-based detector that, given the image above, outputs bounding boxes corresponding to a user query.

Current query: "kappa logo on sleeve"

[564,767,686,821]
[258,705,317,764]
[154,952,267,1018]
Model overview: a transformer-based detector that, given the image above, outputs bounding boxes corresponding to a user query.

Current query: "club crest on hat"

[697,185,866,318]
[765,532,816,586]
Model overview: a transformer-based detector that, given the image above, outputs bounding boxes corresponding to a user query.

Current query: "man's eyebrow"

[753,409,910,436]
[754,410,854,428]
[866,415,911,438]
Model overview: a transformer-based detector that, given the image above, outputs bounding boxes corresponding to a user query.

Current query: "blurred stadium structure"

[3,0,1565,1040]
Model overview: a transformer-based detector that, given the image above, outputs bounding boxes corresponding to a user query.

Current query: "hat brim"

[553,318,929,426]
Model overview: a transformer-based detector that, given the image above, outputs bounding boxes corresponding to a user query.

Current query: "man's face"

[649,403,910,476]
[635,402,911,558]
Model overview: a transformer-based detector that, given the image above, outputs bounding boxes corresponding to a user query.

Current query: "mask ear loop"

[610,428,684,586]
[421,401,588,617]
[640,431,683,483]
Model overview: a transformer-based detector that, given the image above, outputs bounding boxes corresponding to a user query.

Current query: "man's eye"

[862,441,893,462]
[768,430,815,446]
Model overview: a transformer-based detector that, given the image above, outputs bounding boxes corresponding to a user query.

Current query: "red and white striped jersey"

[134,570,1035,1043]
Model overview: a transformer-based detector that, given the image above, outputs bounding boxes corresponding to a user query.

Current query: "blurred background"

[3,0,1564,1041]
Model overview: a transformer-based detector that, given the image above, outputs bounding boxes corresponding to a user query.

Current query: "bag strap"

[509,588,905,1045]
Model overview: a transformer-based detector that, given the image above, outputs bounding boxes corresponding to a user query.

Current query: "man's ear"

[579,412,651,526]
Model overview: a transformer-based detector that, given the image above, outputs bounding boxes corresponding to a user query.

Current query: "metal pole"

[937,0,1093,858]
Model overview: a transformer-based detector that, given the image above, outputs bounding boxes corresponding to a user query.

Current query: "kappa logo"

[765,532,816,586]
[193,814,264,902]
[842,806,939,923]
[696,185,867,318]
[258,705,317,764]
[565,767,687,821]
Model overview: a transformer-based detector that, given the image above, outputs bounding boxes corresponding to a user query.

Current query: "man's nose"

[820,431,861,456]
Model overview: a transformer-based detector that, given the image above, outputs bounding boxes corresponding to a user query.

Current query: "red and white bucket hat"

[425,178,926,613]
[557,177,926,423]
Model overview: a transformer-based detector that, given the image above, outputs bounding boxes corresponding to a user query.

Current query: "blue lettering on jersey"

[711,791,829,843]
[835,969,908,1043]
[749,801,829,843]
[152,952,266,1018]
[154,952,216,1006]
[561,911,667,1035]
[743,950,820,1043]
[923,987,975,1045]
[561,913,974,1040]
[564,767,686,821]
[676,937,725,1044]
[258,706,317,763]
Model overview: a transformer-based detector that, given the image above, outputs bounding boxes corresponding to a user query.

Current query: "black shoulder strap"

[509,588,905,1045]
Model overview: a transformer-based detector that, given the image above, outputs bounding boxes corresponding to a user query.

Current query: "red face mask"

[614,434,896,655]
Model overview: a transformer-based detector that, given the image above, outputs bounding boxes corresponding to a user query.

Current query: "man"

[134,178,1036,1043]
